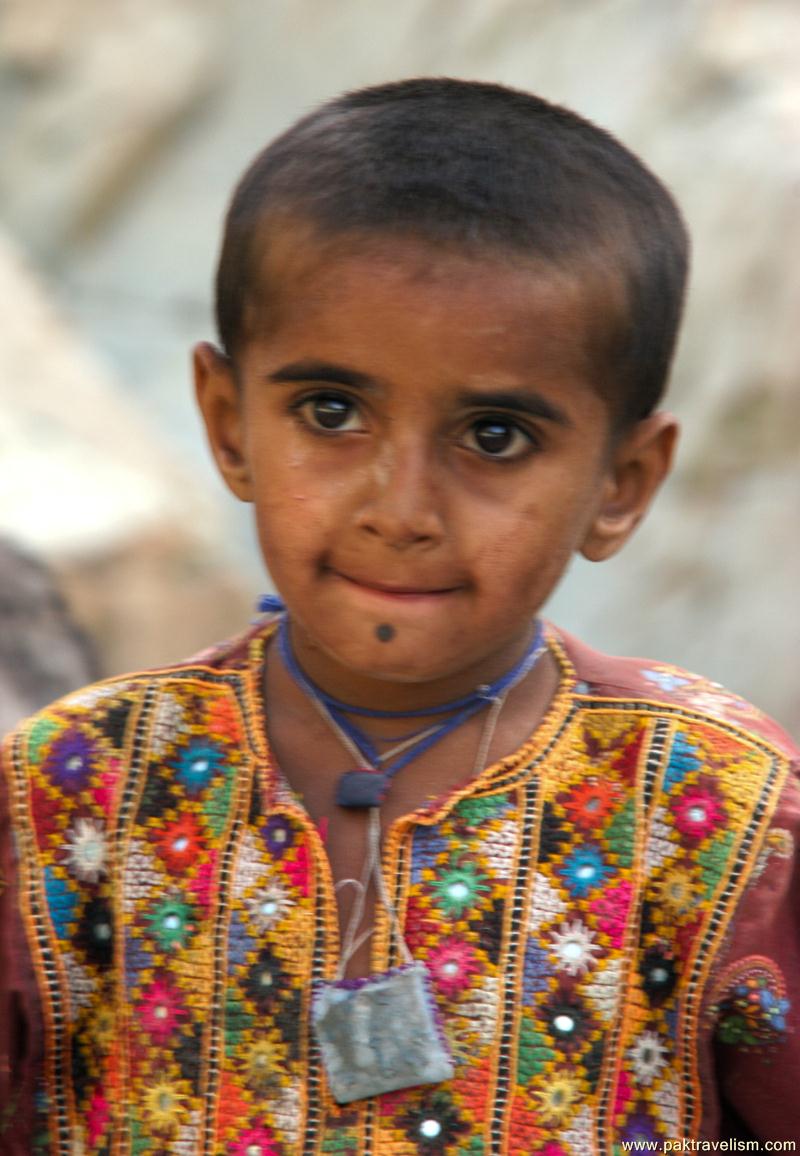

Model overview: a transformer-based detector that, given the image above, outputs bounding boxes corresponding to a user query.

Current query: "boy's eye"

[465,418,533,460]
[297,393,363,432]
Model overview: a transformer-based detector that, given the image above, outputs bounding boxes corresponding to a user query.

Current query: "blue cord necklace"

[258,594,547,808]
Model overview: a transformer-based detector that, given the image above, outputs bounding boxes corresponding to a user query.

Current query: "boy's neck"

[283,617,546,715]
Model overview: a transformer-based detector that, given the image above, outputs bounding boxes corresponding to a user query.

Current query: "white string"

[305,630,549,975]
[307,690,441,765]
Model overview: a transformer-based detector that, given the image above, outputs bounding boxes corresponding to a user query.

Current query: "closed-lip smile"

[331,569,462,599]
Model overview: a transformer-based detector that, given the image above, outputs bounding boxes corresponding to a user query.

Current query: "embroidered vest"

[3,644,792,1154]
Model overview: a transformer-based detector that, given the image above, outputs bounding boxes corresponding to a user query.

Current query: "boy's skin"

[195,223,677,975]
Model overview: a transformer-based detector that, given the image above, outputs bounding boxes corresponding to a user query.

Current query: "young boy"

[1,78,798,1154]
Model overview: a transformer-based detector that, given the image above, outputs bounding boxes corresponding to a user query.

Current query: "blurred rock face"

[0,234,254,678]
[0,540,98,734]
[0,0,797,731]
[0,0,221,254]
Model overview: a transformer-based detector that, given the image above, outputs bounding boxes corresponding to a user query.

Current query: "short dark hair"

[215,78,689,426]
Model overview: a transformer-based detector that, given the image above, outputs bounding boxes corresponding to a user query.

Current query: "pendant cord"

[278,614,545,778]
[312,633,545,975]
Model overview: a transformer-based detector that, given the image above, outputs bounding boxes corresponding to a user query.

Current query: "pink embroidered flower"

[137,977,187,1042]
[280,842,310,897]
[590,879,633,949]
[427,938,480,999]
[229,1125,280,1156]
[671,780,724,843]
[86,1089,110,1145]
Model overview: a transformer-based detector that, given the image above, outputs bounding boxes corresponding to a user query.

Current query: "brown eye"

[467,419,532,459]
[296,392,363,432]
[312,395,353,428]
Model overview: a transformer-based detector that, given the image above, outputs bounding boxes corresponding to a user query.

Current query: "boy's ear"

[193,341,253,502]
[580,412,679,562]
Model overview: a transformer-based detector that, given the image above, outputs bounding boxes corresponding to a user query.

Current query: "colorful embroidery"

[2,628,795,1154]
[711,956,791,1049]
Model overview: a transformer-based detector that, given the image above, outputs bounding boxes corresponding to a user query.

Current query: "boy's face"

[196,229,675,698]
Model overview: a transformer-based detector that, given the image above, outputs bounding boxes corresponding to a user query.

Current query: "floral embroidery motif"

[535,1072,581,1125]
[427,938,481,999]
[3,629,794,1153]
[562,778,620,831]
[155,813,202,872]
[712,956,791,1049]
[229,1124,281,1155]
[175,740,225,794]
[559,845,610,898]
[671,777,726,843]
[245,878,292,931]
[430,861,490,916]
[43,728,96,794]
[138,976,188,1042]
[147,895,196,950]
[63,817,108,882]
[628,1029,668,1085]
[549,919,601,976]
[399,1090,467,1151]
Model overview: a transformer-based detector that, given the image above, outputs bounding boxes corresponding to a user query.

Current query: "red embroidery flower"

[427,938,480,999]
[230,1125,280,1156]
[563,779,620,831]
[137,977,187,1043]
[155,813,202,872]
[671,779,725,843]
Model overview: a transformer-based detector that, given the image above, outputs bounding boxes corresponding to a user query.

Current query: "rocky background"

[1,0,798,733]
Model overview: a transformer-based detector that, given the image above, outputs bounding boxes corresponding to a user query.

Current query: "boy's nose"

[353,441,445,549]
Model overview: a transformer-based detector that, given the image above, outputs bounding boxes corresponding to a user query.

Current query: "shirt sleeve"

[710,763,800,1142]
[0,741,44,1155]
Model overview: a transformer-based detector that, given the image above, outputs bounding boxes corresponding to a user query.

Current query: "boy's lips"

[330,569,464,601]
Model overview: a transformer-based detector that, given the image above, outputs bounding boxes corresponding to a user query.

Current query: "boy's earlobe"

[580,412,679,562]
[193,341,253,502]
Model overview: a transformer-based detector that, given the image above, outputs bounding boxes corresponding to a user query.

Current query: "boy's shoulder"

[554,625,799,764]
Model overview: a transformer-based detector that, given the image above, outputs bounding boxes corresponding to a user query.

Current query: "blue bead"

[335,770,389,808]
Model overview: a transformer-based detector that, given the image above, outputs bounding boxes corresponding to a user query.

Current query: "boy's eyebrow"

[457,388,573,427]
[267,362,573,427]
[266,360,376,390]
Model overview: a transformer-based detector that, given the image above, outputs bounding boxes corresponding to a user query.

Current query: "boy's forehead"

[248,218,622,383]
